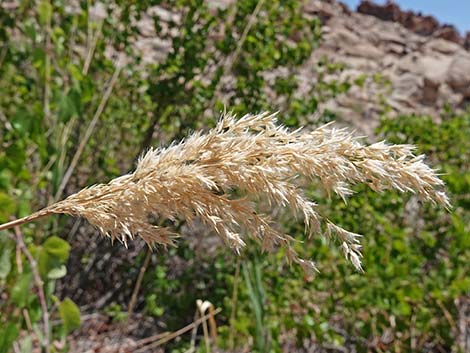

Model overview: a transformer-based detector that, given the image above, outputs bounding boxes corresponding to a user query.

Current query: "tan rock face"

[446,53,470,98]
[303,0,470,137]
[465,33,470,50]
[357,0,464,45]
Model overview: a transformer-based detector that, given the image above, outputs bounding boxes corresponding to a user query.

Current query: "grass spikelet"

[0,112,450,272]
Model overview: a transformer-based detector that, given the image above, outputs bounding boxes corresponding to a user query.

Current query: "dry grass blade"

[0,112,449,272]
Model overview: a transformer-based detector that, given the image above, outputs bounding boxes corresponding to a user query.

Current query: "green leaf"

[0,245,12,280]
[4,142,27,174]
[38,1,52,25]
[43,236,70,263]
[38,247,67,279]
[0,323,19,353]
[11,272,33,307]
[59,298,81,334]
[11,108,32,136]
[47,264,67,279]
[57,91,79,122]
[0,192,16,223]
[38,248,50,278]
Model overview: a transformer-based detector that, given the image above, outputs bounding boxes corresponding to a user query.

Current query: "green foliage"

[378,113,470,209]
[243,260,270,353]
[136,0,331,149]
[0,231,77,350]
[0,323,19,353]
[39,235,71,280]
[143,246,233,330]
[59,298,81,334]
[1,0,466,351]
[43,236,71,262]
[1,0,155,350]
[103,303,128,323]
[11,272,33,308]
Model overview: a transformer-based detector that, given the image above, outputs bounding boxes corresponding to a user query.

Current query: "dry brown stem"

[54,61,122,201]
[127,248,152,318]
[13,224,50,353]
[132,307,222,353]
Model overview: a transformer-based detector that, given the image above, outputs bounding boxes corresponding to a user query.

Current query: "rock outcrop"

[357,0,469,48]
[303,0,470,136]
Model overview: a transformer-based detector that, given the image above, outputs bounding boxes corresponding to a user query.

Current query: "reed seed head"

[44,112,449,272]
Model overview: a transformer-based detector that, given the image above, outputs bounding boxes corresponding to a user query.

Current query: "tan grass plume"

[0,112,449,272]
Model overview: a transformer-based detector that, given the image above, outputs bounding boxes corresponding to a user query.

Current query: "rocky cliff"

[358,0,470,49]
[302,0,470,136]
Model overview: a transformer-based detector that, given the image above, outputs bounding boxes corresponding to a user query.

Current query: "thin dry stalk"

[201,311,211,353]
[82,0,102,75]
[44,0,51,125]
[208,304,217,342]
[0,112,449,272]
[15,241,23,274]
[13,224,50,353]
[133,308,222,353]
[54,62,122,201]
[134,331,171,349]
[189,309,199,350]
[197,300,216,352]
[224,0,266,77]
[22,309,34,334]
[127,249,152,318]
[0,45,7,68]
[82,20,103,75]
[189,300,218,351]
[0,210,52,232]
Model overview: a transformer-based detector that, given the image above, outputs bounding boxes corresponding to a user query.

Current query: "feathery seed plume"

[0,112,449,272]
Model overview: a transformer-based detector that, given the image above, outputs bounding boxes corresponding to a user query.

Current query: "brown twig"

[16,242,23,274]
[22,309,34,334]
[82,20,103,75]
[127,248,152,318]
[44,0,52,125]
[133,308,222,353]
[13,224,50,353]
[134,332,171,348]
[208,305,217,343]
[189,309,199,350]
[55,62,122,201]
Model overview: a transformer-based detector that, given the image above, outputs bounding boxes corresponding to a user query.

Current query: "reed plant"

[0,112,449,272]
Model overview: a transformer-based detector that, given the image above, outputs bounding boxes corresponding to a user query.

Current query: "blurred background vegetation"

[0,0,468,352]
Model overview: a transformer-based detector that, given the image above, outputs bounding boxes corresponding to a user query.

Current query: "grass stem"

[127,248,152,318]
[0,211,52,233]
[13,224,50,353]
